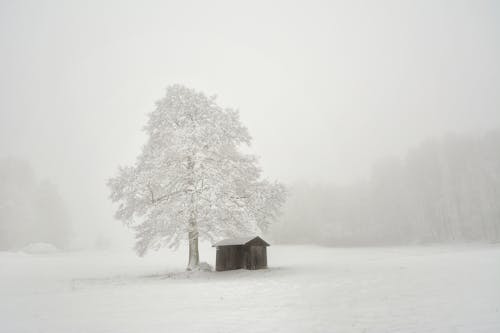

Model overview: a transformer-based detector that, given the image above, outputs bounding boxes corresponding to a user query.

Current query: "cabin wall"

[250,246,267,269]
[216,245,268,271]
[216,245,243,271]
[242,246,267,270]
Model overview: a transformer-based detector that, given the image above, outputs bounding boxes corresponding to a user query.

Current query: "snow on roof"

[212,236,267,247]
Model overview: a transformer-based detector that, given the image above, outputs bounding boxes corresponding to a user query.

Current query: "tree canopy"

[108,85,285,268]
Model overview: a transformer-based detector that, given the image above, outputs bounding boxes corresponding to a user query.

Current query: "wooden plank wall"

[216,245,268,271]
[249,246,267,269]
[216,245,243,271]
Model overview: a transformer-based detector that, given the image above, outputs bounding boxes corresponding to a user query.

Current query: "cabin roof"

[212,236,270,247]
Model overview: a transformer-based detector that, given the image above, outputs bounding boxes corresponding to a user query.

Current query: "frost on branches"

[108,85,286,270]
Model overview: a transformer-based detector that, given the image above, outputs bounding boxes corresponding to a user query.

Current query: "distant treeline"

[0,158,71,250]
[271,130,500,245]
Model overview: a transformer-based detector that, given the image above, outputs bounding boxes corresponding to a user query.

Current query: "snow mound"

[21,242,59,254]
[196,262,213,272]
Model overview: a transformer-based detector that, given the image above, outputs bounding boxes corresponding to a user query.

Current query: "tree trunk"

[186,154,199,270]
[187,230,199,270]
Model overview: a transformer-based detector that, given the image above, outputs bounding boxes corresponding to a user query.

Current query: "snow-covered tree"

[108,85,286,270]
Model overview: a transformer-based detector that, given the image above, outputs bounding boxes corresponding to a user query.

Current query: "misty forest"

[0,158,70,250]
[273,130,500,245]
[1,1,499,333]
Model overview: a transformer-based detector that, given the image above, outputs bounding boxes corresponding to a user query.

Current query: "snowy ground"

[1,244,499,333]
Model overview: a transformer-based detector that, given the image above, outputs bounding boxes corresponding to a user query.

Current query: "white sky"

[1,0,499,244]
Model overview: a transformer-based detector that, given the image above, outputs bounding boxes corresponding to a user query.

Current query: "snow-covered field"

[1,244,499,333]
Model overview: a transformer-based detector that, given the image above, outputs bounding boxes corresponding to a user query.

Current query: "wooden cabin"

[212,236,270,271]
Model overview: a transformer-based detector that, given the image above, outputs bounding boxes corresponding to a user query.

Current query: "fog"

[271,130,500,244]
[1,0,499,249]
